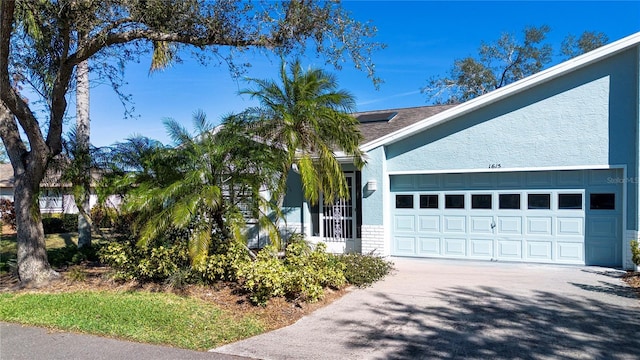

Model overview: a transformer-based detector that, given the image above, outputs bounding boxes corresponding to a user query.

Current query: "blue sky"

[87,1,640,147]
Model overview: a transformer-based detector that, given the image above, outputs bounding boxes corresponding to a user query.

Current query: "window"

[528,194,550,209]
[499,194,520,209]
[558,194,582,209]
[420,194,438,209]
[590,193,615,210]
[395,195,414,209]
[445,194,465,209]
[471,194,492,209]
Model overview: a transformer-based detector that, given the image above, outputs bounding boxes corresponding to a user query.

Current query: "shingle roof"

[355,104,457,145]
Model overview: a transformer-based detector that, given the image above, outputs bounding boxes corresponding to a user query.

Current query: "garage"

[391,169,622,266]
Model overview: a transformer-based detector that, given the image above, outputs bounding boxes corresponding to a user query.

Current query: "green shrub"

[47,244,102,268]
[42,217,65,234]
[61,214,78,232]
[631,240,640,266]
[191,238,251,283]
[238,245,287,305]
[99,239,190,282]
[90,206,119,228]
[238,238,347,305]
[42,214,78,234]
[337,253,394,287]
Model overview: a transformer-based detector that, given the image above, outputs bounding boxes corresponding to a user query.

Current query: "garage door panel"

[394,215,415,232]
[557,217,584,236]
[470,239,493,257]
[418,215,440,232]
[418,237,440,255]
[497,240,522,258]
[526,241,553,260]
[497,217,522,234]
[557,242,583,262]
[526,217,552,235]
[443,238,466,256]
[443,216,466,233]
[394,236,416,255]
[470,216,493,234]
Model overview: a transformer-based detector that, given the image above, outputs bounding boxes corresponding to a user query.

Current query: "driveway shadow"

[340,286,640,359]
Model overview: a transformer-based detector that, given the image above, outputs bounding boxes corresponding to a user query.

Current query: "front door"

[317,172,359,252]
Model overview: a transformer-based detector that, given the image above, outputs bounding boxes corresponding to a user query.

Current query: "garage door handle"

[491,221,496,229]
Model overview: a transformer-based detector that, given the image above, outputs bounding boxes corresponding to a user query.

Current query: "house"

[281,31,640,269]
[0,162,119,214]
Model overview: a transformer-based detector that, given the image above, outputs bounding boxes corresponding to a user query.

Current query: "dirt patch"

[0,265,350,332]
[623,272,640,297]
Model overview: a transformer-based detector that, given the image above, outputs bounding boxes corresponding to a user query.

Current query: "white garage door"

[391,169,622,266]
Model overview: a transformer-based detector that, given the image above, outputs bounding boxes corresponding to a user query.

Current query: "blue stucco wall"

[379,47,639,230]
[360,146,385,226]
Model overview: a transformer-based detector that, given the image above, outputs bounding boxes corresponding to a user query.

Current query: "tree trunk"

[76,57,91,248]
[14,172,59,285]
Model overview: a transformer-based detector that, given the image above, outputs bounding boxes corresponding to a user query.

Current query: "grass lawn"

[0,226,346,351]
[0,290,263,350]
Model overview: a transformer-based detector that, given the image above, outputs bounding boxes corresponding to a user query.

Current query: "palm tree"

[240,59,365,208]
[122,111,279,264]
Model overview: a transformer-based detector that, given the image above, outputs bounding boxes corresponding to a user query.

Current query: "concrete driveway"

[213,258,640,360]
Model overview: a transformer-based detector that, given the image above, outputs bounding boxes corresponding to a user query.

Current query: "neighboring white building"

[0,163,120,214]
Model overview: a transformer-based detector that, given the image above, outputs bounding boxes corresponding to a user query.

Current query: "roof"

[356,104,457,144]
[361,31,640,152]
[0,162,102,189]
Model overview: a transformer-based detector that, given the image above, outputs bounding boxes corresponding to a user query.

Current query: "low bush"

[337,253,394,287]
[631,240,640,266]
[42,214,78,234]
[238,239,346,305]
[47,244,102,268]
[99,238,190,282]
[98,231,393,305]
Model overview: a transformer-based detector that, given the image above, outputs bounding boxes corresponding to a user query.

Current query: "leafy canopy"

[422,26,609,104]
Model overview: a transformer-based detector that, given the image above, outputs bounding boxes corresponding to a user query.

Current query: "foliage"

[99,235,190,282]
[0,199,16,229]
[191,238,252,283]
[240,59,365,207]
[337,253,394,287]
[561,31,609,59]
[631,240,640,266]
[422,26,610,104]
[47,244,101,268]
[41,214,79,234]
[120,112,280,262]
[0,291,264,351]
[99,231,251,283]
[89,205,119,228]
[238,239,346,305]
